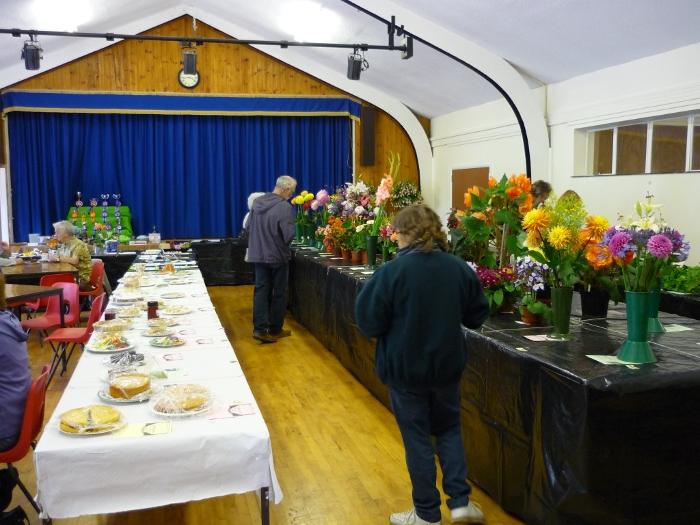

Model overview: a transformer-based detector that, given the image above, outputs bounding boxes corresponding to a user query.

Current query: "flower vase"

[550,286,573,340]
[294,224,302,242]
[381,244,389,264]
[351,250,362,264]
[580,288,610,319]
[366,235,378,268]
[618,291,656,363]
[647,288,666,334]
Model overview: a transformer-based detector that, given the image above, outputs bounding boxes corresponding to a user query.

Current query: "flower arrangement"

[291,190,315,230]
[521,193,591,287]
[601,195,690,292]
[391,181,423,208]
[379,223,398,257]
[370,174,393,237]
[471,263,518,312]
[453,174,532,268]
[515,256,550,320]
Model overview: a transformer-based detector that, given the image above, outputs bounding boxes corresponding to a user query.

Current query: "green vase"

[294,224,302,242]
[647,288,666,334]
[550,286,573,340]
[618,291,656,363]
[381,243,389,264]
[366,235,378,268]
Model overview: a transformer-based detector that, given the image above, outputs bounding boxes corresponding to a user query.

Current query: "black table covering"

[289,249,700,525]
[660,291,700,320]
[191,239,254,286]
[92,253,137,290]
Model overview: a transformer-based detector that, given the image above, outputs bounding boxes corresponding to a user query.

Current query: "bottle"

[147,301,159,320]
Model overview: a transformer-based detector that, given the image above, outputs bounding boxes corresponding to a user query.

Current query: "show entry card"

[587,355,638,365]
[524,334,550,342]
[114,421,172,438]
[664,324,694,333]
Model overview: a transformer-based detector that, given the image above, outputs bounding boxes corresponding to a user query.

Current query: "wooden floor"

[12,285,522,525]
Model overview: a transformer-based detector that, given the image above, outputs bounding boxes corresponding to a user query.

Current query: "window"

[581,114,700,175]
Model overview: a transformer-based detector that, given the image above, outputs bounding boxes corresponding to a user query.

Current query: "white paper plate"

[98,389,152,404]
[161,292,185,299]
[149,337,185,348]
[150,399,212,418]
[59,419,125,436]
[141,329,174,338]
[86,343,135,354]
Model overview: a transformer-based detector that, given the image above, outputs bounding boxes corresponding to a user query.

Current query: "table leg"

[260,486,269,525]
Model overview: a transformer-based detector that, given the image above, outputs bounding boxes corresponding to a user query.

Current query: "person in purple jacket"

[0,274,31,451]
[247,175,297,344]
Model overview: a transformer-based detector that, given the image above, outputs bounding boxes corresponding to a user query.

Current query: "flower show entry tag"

[664,324,693,333]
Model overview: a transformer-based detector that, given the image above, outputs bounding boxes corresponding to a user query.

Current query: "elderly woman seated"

[52,220,95,291]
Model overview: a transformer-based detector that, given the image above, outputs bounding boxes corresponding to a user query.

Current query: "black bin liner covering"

[289,249,700,524]
[191,238,254,286]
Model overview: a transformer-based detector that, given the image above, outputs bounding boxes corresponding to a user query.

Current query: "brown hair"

[392,204,448,252]
[531,180,552,198]
[0,272,6,310]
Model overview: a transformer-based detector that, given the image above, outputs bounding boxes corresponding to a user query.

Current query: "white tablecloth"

[34,267,282,519]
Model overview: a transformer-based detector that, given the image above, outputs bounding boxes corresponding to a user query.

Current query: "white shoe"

[450,501,484,523]
[390,508,442,525]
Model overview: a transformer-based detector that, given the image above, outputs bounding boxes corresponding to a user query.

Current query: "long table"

[289,248,700,525]
[34,263,281,522]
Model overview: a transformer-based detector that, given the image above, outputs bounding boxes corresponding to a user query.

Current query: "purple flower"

[647,234,673,258]
[631,228,654,246]
[608,231,635,258]
[601,226,619,246]
[316,189,330,205]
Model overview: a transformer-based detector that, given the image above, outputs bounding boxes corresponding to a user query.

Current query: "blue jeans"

[253,263,289,334]
[390,383,471,523]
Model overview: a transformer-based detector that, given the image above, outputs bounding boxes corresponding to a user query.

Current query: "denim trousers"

[253,263,289,333]
[390,382,471,523]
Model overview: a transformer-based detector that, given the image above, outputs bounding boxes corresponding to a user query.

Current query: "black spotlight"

[182,48,197,75]
[21,37,42,70]
[347,49,368,81]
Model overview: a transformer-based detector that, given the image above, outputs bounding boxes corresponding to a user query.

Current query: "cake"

[153,384,210,414]
[60,405,121,433]
[109,373,151,399]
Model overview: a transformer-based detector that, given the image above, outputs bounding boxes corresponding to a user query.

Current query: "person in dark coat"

[355,204,489,525]
[247,175,297,343]
[0,273,31,452]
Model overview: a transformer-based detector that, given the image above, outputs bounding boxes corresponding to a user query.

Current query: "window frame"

[580,113,700,176]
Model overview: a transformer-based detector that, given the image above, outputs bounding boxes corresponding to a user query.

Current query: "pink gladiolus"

[376,175,393,206]
[310,200,319,211]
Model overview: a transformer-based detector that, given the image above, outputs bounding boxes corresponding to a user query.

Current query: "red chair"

[7,273,75,319]
[21,283,80,341]
[79,259,105,308]
[0,365,50,517]
[44,293,105,384]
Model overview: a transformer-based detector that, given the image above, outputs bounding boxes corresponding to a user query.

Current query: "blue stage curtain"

[8,112,352,240]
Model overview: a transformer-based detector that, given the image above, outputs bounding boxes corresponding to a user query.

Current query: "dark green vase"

[294,223,302,242]
[381,243,389,264]
[647,288,665,334]
[366,235,378,268]
[618,291,656,363]
[550,286,573,340]
[304,225,315,245]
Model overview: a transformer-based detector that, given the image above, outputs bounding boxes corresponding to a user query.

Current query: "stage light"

[347,49,368,80]
[21,36,42,70]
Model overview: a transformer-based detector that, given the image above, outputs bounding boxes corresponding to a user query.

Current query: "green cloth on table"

[66,206,133,240]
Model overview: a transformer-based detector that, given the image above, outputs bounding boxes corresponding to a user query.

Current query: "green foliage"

[661,265,700,294]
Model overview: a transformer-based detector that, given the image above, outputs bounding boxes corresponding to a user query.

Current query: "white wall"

[431,42,700,265]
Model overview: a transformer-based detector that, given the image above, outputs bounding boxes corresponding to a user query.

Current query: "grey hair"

[53,220,77,236]
[275,175,297,192]
[247,192,266,210]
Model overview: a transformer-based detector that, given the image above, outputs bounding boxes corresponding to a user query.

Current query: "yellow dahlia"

[522,207,551,233]
[527,230,542,248]
[581,215,609,243]
[547,226,572,250]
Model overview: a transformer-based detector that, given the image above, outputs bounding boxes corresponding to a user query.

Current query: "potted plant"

[515,256,550,325]
[473,265,520,314]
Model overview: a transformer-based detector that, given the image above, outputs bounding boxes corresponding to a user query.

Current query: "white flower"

[366,219,374,225]
[356,224,365,232]
[354,206,366,215]
[374,206,380,215]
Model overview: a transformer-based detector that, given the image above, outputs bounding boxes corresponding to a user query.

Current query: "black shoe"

[252,331,276,344]
[0,505,29,525]
[270,328,292,339]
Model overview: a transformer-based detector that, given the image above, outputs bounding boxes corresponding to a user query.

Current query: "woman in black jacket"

[356,205,489,525]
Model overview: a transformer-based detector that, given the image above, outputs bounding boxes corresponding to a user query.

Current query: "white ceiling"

[1,0,699,118]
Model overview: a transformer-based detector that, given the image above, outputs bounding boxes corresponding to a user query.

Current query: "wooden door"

[452,167,489,210]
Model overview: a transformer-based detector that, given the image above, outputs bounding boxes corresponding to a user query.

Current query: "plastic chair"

[0,365,50,517]
[79,259,105,308]
[44,293,105,385]
[21,283,80,345]
[7,272,75,319]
